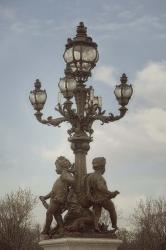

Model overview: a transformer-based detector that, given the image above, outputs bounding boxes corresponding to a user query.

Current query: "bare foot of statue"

[110,226,118,233]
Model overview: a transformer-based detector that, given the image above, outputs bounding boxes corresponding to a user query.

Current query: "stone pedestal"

[39,237,122,250]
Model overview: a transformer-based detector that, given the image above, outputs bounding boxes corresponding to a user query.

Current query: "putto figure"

[85,157,119,232]
[40,156,75,237]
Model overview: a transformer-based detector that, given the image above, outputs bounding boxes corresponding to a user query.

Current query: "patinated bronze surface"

[40,157,119,239]
[85,157,119,231]
[40,157,75,236]
[29,22,133,240]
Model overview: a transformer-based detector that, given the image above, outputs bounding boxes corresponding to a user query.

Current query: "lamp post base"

[39,237,122,250]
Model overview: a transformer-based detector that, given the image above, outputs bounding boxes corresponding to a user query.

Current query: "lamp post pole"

[69,85,90,193]
[29,22,133,196]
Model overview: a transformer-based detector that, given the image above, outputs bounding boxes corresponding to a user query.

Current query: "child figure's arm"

[40,191,52,201]
[62,171,75,186]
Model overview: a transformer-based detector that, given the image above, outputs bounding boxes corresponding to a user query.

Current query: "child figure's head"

[92,157,106,175]
[55,156,71,174]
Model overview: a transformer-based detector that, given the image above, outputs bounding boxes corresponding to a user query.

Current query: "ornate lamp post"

[29,22,133,244]
[29,22,133,194]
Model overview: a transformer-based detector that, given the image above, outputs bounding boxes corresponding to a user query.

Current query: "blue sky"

[0,0,166,227]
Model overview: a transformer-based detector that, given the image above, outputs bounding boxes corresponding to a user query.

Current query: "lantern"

[114,73,133,106]
[63,22,99,83]
[29,79,47,111]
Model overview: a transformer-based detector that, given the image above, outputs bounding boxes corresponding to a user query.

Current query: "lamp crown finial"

[34,79,41,89]
[76,21,87,37]
[120,73,128,84]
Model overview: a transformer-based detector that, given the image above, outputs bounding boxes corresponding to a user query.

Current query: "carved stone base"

[39,237,122,250]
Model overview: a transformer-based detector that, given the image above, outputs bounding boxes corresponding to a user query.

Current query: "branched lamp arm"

[35,111,67,127]
[93,106,128,124]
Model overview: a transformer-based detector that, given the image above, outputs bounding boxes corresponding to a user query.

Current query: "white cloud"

[92,64,166,163]
[90,108,166,170]
[135,61,166,108]
[94,66,118,86]
[39,143,74,164]
[116,194,146,215]
[136,108,166,143]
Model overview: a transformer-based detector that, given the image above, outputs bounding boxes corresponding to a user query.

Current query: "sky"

[0,0,166,228]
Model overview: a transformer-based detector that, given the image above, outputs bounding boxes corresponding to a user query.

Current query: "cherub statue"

[40,156,75,236]
[85,157,119,232]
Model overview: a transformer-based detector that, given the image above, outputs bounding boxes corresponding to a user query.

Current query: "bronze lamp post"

[29,22,133,195]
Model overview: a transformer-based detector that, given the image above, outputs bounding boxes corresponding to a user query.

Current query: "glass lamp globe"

[58,76,77,99]
[63,22,99,83]
[114,74,133,106]
[29,79,47,111]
